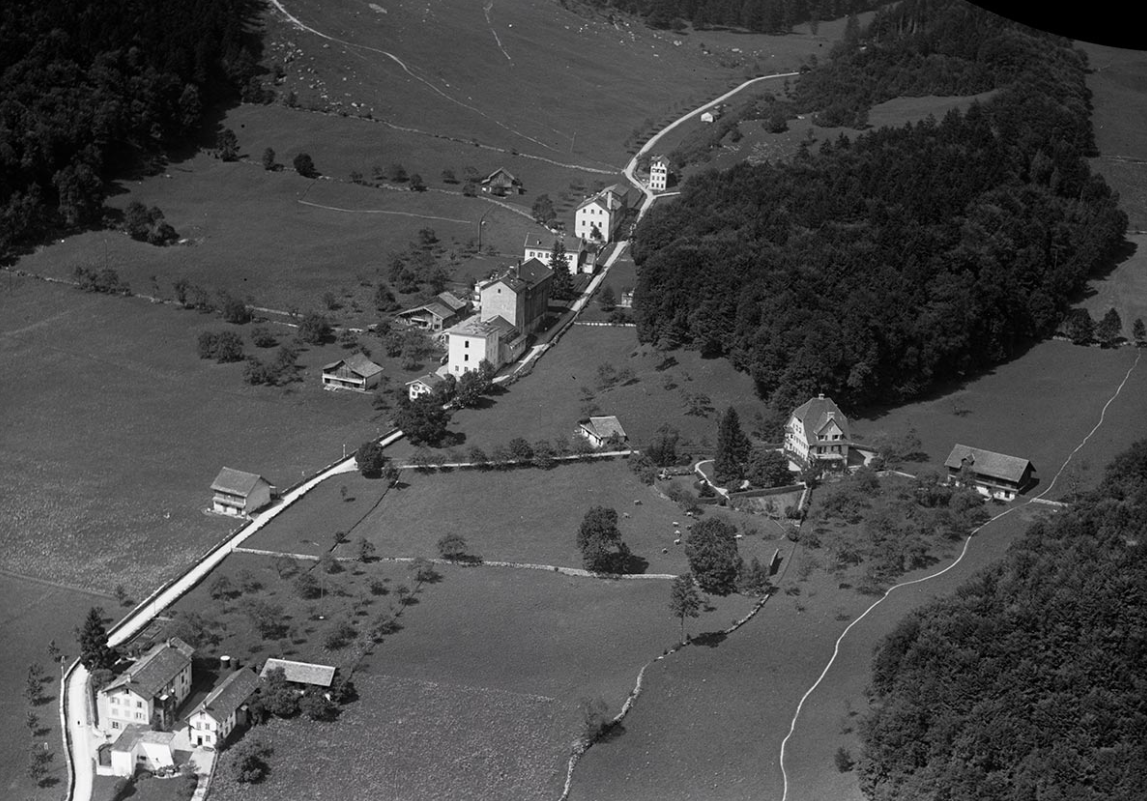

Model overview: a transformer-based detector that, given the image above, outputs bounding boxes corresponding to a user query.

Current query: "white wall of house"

[575,202,613,243]
[649,160,668,192]
[188,708,239,748]
[447,331,499,376]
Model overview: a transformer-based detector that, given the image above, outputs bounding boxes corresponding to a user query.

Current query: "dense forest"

[0,0,265,255]
[575,0,883,33]
[632,0,1127,414]
[859,441,1147,800]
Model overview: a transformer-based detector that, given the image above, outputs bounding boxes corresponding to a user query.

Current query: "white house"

[406,372,447,401]
[321,353,384,392]
[98,638,195,734]
[577,416,628,449]
[574,185,630,244]
[649,155,669,192]
[523,233,586,274]
[210,468,273,517]
[783,394,851,470]
[186,668,259,749]
[445,315,519,376]
[106,725,177,778]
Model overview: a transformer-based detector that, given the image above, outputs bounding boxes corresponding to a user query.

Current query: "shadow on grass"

[691,630,728,648]
[597,720,627,743]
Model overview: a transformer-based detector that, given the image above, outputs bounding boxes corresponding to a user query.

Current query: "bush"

[834,746,854,772]
[227,734,273,783]
[293,152,317,178]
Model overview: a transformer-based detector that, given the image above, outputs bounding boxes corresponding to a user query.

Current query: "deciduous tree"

[668,574,702,640]
[685,517,742,595]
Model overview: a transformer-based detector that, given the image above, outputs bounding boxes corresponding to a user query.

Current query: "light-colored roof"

[944,445,1033,484]
[448,314,515,339]
[790,394,850,441]
[406,373,446,389]
[322,353,383,379]
[582,416,627,441]
[189,668,259,722]
[436,291,468,312]
[260,658,336,687]
[481,167,518,184]
[396,301,455,322]
[211,468,267,497]
[102,638,194,701]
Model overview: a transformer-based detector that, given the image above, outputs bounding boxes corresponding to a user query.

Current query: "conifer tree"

[714,407,752,486]
[549,239,575,300]
[76,607,116,672]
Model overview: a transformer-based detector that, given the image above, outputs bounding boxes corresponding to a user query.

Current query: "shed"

[260,658,336,688]
[577,416,628,449]
[322,353,384,392]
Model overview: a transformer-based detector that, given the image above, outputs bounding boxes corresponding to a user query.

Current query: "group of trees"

[586,0,879,35]
[713,407,792,488]
[1062,307,1145,348]
[577,507,633,573]
[633,0,1127,416]
[859,440,1147,800]
[0,0,265,255]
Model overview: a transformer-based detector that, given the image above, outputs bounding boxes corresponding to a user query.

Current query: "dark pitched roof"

[790,394,850,441]
[396,301,455,322]
[211,468,267,497]
[260,658,336,687]
[481,168,519,185]
[103,638,194,700]
[189,668,259,722]
[322,353,383,379]
[436,291,468,312]
[944,445,1033,483]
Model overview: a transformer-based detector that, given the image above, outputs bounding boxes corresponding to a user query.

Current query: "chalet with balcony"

[322,353,384,392]
[944,444,1035,501]
[784,394,852,471]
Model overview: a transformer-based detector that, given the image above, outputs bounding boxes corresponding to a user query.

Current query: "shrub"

[834,747,855,772]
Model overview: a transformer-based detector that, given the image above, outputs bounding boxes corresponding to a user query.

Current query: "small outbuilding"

[259,658,336,690]
[944,444,1035,501]
[577,416,628,450]
[406,372,447,401]
[480,167,523,196]
[108,725,177,778]
[322,353,384,392]
[210,468,273,517]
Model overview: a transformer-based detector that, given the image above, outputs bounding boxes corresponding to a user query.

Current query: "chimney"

[817,393,825,400]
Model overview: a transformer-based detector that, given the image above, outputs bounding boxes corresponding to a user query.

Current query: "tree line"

[0,0,264,255]
[632,0,1126,415]
[575,0,883,34]
[859,440,1147,800]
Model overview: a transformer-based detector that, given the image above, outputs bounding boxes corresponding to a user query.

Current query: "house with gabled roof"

[574,185,630,244]
[105,725,178,778]
[406,372,447,401]
[523,233,588,275]
[322,353,384,392]
[649,155,670,192]
[395,292,469,332]
[480,167,522,196]
[97,638,195,734]
[577,416,628,450]
[186,667,259,748]
[259,658,336,689]
[478,259,553,334]
[944,444,1035,500]
[210,468,273,517]
[784,393,852,470]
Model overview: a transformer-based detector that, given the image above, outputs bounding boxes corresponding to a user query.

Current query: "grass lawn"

[1076,234,1147,342]
[0,574,112,799]
[0,277,392,595]
[92,772,198,801]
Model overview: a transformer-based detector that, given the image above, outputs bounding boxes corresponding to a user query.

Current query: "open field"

[0,574,112,799]
[0,276,393,594]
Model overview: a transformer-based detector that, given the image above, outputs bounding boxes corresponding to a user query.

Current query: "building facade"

[784,394,852,470]
[97,638,195,734]
[649,155,669,192]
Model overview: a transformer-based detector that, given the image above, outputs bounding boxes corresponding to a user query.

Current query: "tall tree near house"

[549,239,575,300]
[76,607,116,671]
[685,517,742,595]
[714,406,752,486]
[669,573,702,641]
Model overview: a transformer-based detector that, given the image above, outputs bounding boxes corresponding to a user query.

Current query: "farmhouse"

[186,667,259,748]
[321,353,384,392]
[574,185,630,244]
[649,155,669,192]
[105,725,178,778]
[784,393,852,470]
[406,372,447,401]
[577,416,628,449]
[480,167,522,196]
[395,291,468,332]
[944,444,1035,500]
[260,657,336,690]
[97,637,195,734]
[445,315,524,376]
[210,467,273,517]
[523,233,589,274]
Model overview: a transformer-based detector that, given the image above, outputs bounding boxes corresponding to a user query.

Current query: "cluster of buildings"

[783,393,1036,501]
[93,636,337,778]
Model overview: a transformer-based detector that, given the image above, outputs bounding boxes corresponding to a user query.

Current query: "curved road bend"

[63,431,403,801]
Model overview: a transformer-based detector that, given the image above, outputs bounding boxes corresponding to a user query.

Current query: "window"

[112,721,120,730]
[136,701,143,708]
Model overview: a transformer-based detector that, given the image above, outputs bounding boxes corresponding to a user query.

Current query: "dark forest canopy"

[576,0,885,33]
[859,441,1147,801]
[632,0,1127,414]
[0,0,265,254]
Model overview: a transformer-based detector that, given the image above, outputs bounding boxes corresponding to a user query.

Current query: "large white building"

[783,394,852,470]
[97,638,195,734]
[649,155,669,192]
[574,184,630,244]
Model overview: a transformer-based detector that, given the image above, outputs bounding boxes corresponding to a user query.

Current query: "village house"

[186,667,259,749]
[648,155,669,192]
[104,725,178,778]
[944,444,1036,500]
[210,467,273,517]
[394,291,469,332]
[480,167,523,196]
[259,658,337,691]
[784,394,852,470]
[523,233,589,274]
[574,184,630,244]
[321,352,384,392]
[577,416,628,450]
[406,372,447,401]
[479,259,553,333]
[445,315,523,376]
[97,637,195,734]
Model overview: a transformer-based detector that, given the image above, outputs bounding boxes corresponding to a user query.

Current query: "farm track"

[776,349,1142,801]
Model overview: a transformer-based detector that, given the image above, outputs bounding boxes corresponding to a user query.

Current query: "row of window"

[110,697,145,708]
